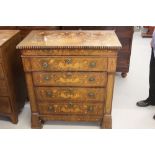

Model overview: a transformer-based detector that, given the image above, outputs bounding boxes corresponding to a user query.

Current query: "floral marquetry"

[17,30,121,129]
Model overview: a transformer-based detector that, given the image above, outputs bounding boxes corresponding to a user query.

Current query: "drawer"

[22,49,115,56]
[0,97,12,114]
[35,87,105,102]
[30,57,107,71]
[0,64,5,79]
[33,72,107,87]
[0,80,8,96]
[38,103,104,115]
[40,115,102,122]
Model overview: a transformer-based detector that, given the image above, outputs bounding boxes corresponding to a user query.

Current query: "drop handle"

[88,77,95,82]
[44,75,50,80]
[66,88,74,93]
[42,62,48,68]
[66,72,72,77]
[89,62,96,68]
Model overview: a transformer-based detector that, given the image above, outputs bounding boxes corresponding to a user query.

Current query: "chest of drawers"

[17,30,121,128]
[0,30,27,123]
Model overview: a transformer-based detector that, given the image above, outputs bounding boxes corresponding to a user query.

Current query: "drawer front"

[0,97,12,114]
[22,49,115,57]
[30,57,107,71]
[0,64,5,79]
[40,115,102,122]
[35,87,105,102]
[38,103,104,115]
[0,80,8,96]
[33,72,107,87]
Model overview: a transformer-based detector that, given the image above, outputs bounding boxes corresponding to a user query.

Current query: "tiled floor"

[1,31,155,129]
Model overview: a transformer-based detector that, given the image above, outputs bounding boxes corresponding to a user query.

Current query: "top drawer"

[30,57,108,72]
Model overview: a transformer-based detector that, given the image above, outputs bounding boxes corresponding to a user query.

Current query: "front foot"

[10,115,18,124]
[101,115,112,129]
[25,96,29,102]
[31,113,43,129]
[121,72,127,78]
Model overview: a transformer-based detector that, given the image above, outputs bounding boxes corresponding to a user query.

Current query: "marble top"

[17,30,122,50]
[0,30,20,46]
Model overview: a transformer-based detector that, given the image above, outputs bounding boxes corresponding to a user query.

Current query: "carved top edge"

[17,30,122,50]
[0,30,20,46]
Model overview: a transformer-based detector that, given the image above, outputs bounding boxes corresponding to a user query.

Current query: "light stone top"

[17,30,122,50]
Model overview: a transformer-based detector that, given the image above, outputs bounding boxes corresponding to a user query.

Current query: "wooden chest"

[0,30,27,123]
[17,30,122,128]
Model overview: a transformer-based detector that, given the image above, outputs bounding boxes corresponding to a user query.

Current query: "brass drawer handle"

[89,62,96,68]
[44,75,50,81]
[42,62,49,68]
[87,105,94,112]
[46,91,53,97]
[65,58,72,64]
[66,88,73,92]
[66,72,72,77]
[68,102,73,108]
[88,92,95,98]
[88,77,95,82]
[48,106,54,112]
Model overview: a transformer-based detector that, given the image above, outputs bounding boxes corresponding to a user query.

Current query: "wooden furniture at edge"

[0,26,60,39]
[142,26,155,38]
[17,30,122,128]
[0,30,27,123]
[61,26,134,78]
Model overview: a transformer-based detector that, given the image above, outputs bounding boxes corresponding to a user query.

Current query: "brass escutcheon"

[48,106,54,112]
[46,91,52,97]
[68,102,73,108]
[87,105,93,112]
[65,58,72,64]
